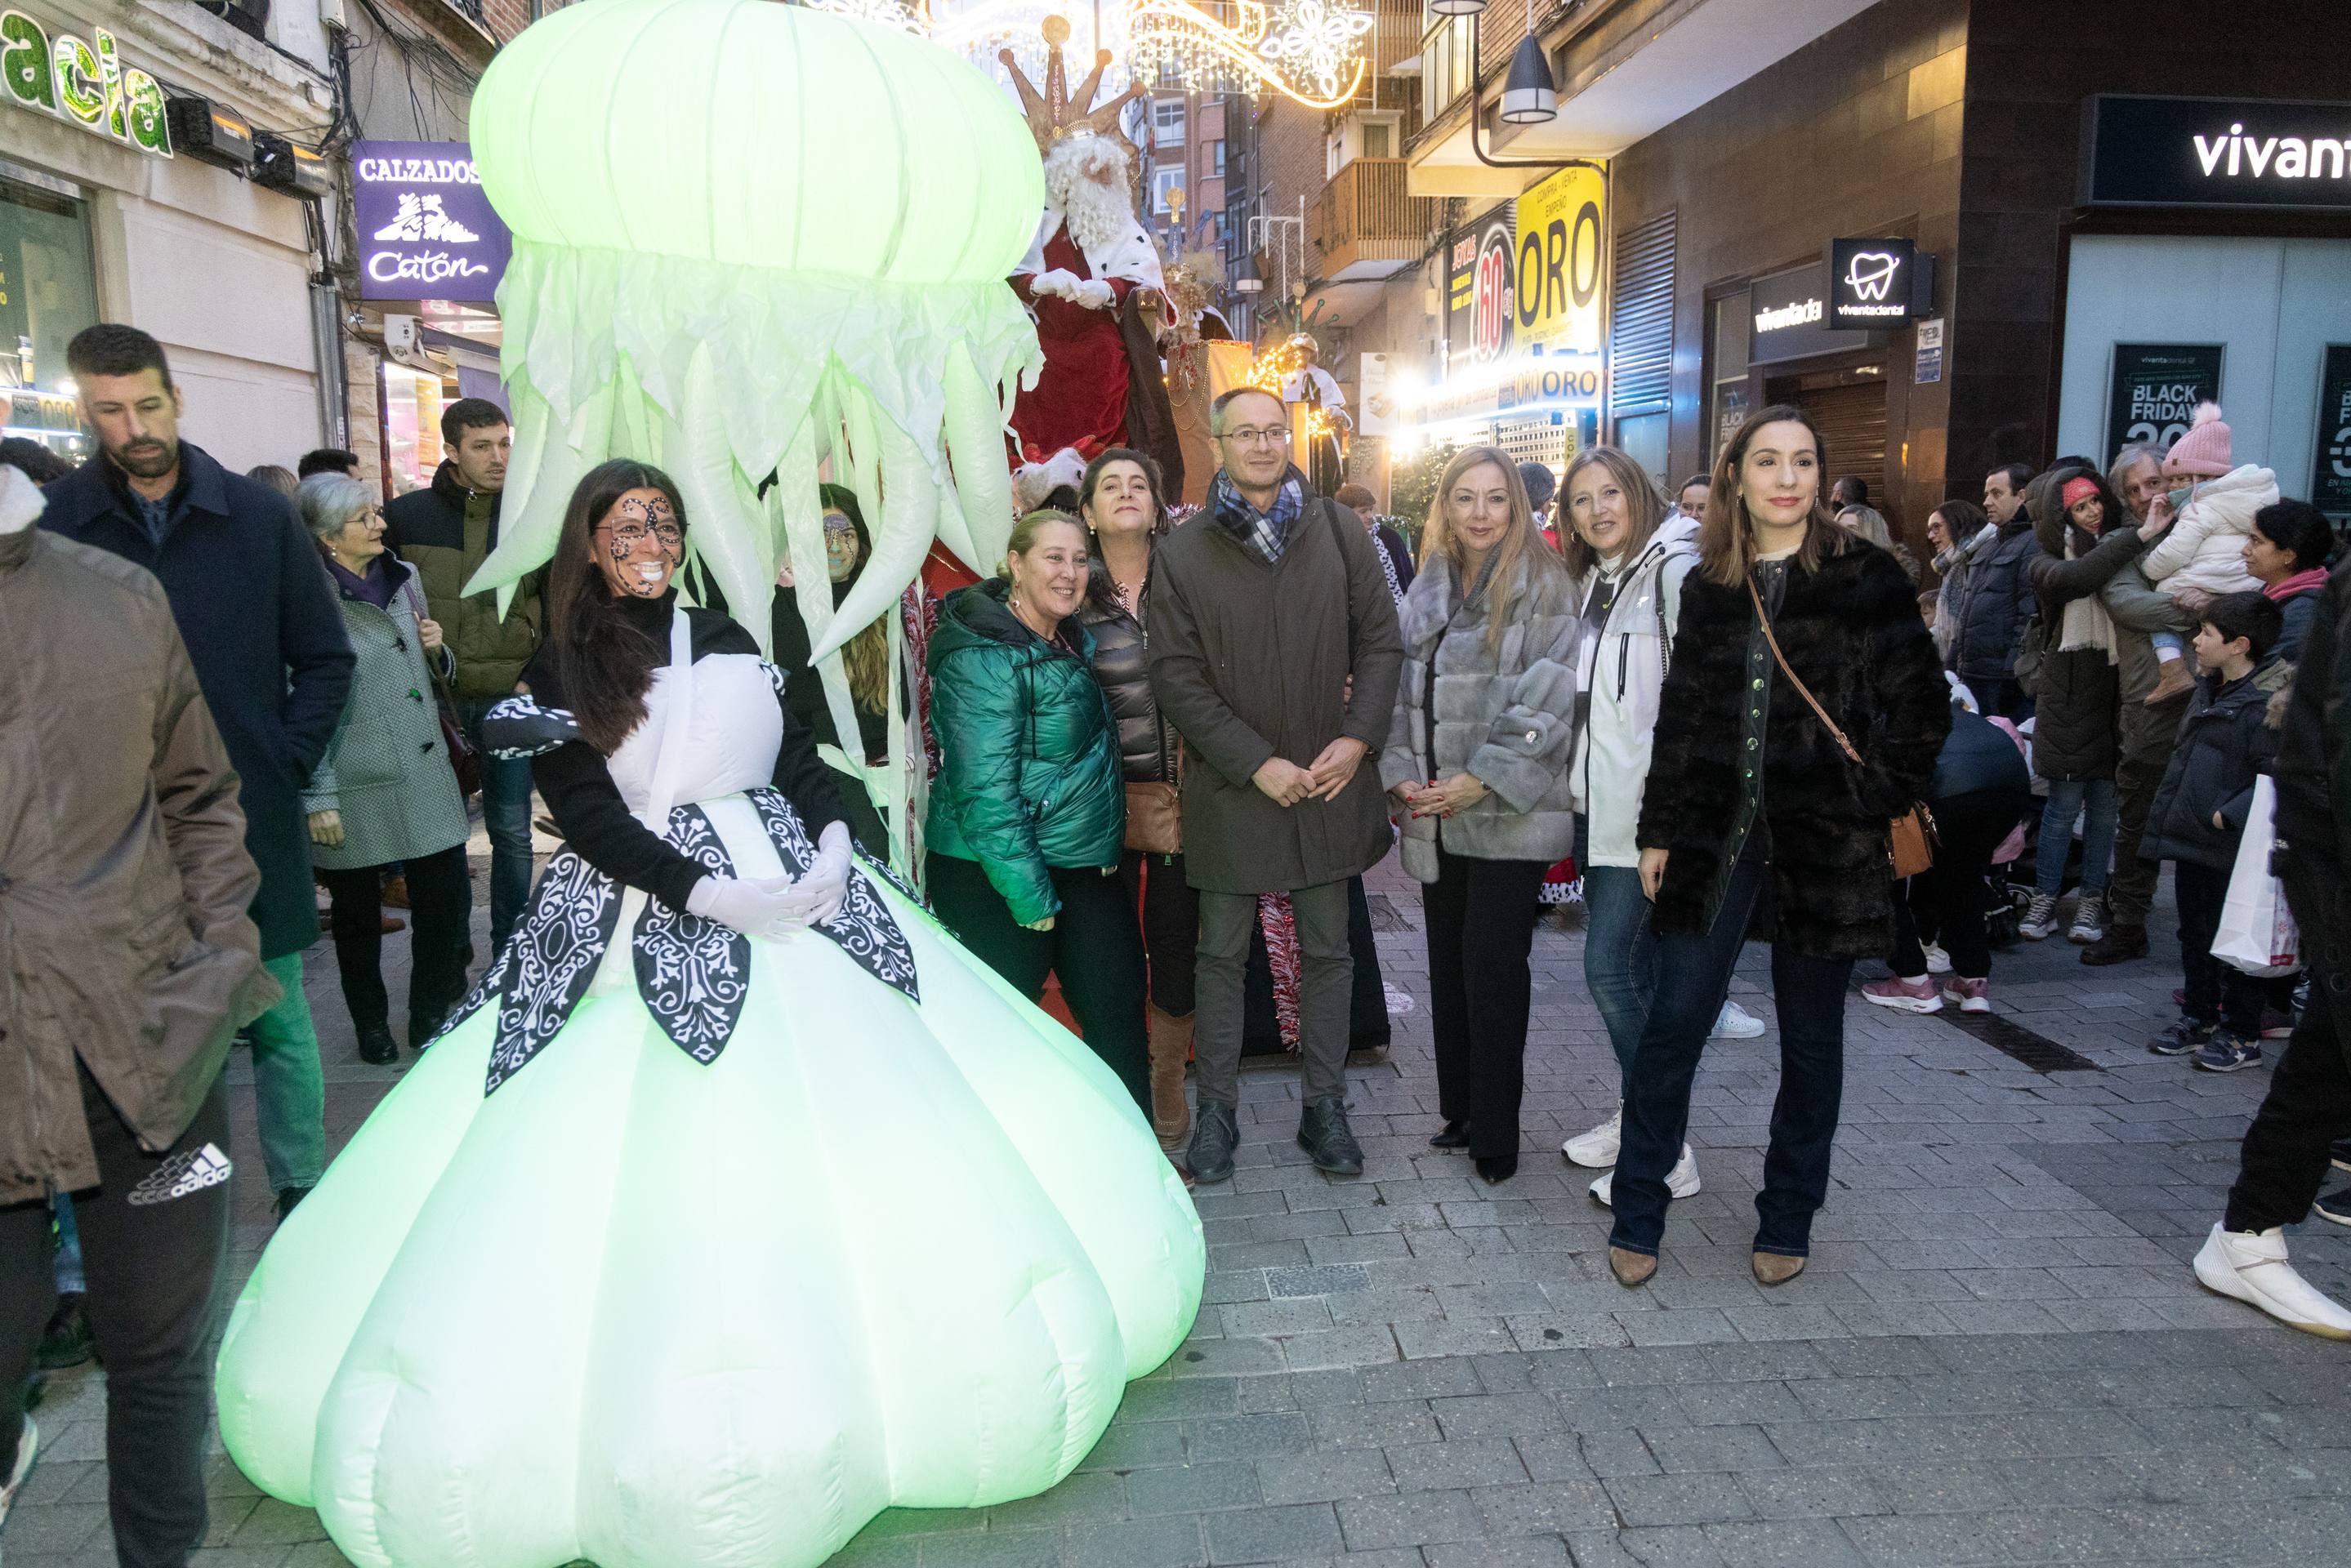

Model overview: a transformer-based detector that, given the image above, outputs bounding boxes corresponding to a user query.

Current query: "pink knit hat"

[2162,402,2233,478]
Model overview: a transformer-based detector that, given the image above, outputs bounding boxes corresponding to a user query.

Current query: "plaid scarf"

[1209,466,1305,564]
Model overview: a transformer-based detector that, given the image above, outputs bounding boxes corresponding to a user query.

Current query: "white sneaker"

[1561,1111,1620,1168]
[2068,894,2107,945]
[1921,942,1952,975]
[1590,1146,1701,1207]
[0,1415,35,1532]
[2019,892,2060,940]
[2193,1223,2351,1340]
[1711,1000,1765,1039]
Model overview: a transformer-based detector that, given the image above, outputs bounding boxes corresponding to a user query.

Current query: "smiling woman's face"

[823,510,862,582]
[1738,420,1819,532]
[594,487,685,599]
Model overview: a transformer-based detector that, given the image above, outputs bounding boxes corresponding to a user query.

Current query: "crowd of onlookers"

[9,321,2351,1568]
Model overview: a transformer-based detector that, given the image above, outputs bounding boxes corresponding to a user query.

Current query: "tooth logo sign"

[1844,252,1902,301]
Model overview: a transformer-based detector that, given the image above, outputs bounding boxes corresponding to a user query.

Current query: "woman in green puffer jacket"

[926,510,1149,1111]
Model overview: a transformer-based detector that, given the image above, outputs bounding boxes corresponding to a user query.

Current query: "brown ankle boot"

[2144,658,2195,706]
[1147,1005,1194,1152]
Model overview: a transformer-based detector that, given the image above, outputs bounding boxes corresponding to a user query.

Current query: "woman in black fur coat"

[1605,405,1950,1290]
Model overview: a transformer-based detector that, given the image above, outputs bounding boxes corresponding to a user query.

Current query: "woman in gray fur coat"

[299,474,475,1064]
[1381,447,1581,1183]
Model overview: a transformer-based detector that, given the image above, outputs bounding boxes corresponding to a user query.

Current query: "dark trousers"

[1612,852,1855,1258]
[2108,704,2187,930]
[2173,858,2265,1038]
[460,696,535,953]
[1971,675,2032,724]
[1423,847,1546,1158]
[1,1066,230,1568]
[1120,851,1199,1016]
[1199,880,1353,1105]
[1893,786,2032,980]
[317,841,474,1048]
[2224,871,2351,1232]
[926,853,1151,1112]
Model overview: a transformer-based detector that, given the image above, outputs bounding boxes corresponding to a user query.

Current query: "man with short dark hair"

[1148,385,1404,1184]
[1675,474,1709,519]
[1831,475,1868,509]
[1946,461,2041,719]
[297,448,360,480]
[384,395,539,951]
[38,322,351,1218]
[0,462,281,1568]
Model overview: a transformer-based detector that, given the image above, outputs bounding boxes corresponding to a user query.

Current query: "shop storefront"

[349,140,511,496]
[1401,164,1607,477]
[1,2,333,470]
[2053,95,2351,516]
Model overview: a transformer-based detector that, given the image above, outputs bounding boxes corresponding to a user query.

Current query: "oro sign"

[353,140,512,304]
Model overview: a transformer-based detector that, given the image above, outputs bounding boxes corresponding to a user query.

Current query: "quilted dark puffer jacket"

[1077,549,1176,785]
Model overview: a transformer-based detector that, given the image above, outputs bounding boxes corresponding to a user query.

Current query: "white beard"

[1036,136,1163,292]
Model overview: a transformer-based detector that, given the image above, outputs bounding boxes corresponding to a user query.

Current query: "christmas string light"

[1127,0,1371,108]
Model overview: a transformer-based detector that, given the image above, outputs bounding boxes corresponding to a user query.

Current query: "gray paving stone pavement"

[9,837,2349,1567]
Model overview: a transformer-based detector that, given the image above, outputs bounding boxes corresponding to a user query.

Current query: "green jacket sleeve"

[930,642,1057,925]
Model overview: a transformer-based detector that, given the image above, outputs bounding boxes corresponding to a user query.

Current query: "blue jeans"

[463,697,536,953]
[1577,815,1660,1080]
[2035,776,2120,898]
[1610,851,1855,1258]
[247,952,326,1192]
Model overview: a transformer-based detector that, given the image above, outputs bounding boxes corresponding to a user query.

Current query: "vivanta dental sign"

[0,13,171,156]
[2082,95,2351,212]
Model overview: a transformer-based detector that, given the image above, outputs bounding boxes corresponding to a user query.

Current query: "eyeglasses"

[599,521,684,549]
[1220,426,1291,447]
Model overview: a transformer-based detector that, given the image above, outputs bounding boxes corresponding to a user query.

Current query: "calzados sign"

[0,13,171,156]
[352,140,511,304]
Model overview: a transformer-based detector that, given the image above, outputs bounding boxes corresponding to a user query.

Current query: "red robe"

[1010,228,1135,466]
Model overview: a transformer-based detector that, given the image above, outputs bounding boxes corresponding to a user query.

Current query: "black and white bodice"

[438,614,917,1094]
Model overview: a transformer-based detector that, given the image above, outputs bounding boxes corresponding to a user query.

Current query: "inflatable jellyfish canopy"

[466,0,1044,791]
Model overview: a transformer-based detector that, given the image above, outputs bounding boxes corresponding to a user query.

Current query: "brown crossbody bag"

[1745,576,1935,879]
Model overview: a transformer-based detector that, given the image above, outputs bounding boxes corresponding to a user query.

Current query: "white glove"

[1028,268,1082,301]
[685,874,805,939]
[767,822,854,930]
[1069,278,1116,310]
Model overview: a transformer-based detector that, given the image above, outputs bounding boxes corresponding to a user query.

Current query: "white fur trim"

[0,461,45,535]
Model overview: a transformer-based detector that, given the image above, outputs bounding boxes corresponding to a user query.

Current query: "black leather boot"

[2080,923,2148,965]
[1188,1100,1240,1184]
[1297,1097,1363,1176]
[356,1024,399,1065]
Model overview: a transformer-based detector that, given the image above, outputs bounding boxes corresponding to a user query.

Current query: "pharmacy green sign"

[1,12,171,157]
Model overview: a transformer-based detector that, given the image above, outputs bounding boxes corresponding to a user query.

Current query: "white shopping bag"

[2212,776,2300,977]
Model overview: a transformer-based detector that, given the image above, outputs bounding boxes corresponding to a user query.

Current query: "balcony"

[1312,157,1436,282]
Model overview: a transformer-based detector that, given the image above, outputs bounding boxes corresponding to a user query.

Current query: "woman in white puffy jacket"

[1550,448,1707,1201]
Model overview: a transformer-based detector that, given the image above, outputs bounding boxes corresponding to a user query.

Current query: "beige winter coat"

[0,476,278,1204]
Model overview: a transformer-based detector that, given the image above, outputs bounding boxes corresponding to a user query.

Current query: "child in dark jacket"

[2142,592,2285,1071]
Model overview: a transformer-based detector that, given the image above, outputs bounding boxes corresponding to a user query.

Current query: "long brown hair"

[818,484,890,717]
[1697,403,1849,587]
[1419,444,1565,656]
[547,459,690,752]
[1558,444,1670,579]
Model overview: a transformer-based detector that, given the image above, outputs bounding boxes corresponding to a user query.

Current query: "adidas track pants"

[1,1061,230,1568]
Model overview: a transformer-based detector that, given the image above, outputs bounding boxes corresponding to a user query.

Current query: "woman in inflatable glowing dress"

[211,460,1205,1568]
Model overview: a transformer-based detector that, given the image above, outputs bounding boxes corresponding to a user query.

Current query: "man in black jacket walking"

[39,325,353,1218]
[2192,559,2351,1338]
[1946,462,2041,720]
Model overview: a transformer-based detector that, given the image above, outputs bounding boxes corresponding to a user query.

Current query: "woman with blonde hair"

[1551,446,1706,1199]
[1607,406,1947,1289]
[1381,446,1580,1182]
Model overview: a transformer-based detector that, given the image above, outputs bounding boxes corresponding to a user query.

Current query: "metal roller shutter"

[1798,381,1888,500]
[1608,212,1675,420]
